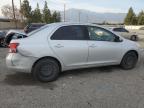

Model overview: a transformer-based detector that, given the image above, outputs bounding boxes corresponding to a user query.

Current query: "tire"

[120,51,138,70]
[1,42,7,48]
[32,58,60,82]
[130,35,138,41]
[0,38,7,48]
[0,39,3,47]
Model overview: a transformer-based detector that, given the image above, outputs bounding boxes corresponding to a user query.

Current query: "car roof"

[6,30,26,35]
[40,22,110,29]
[28,22,112,36]
[28,22,125,39]
[0,30,5,32]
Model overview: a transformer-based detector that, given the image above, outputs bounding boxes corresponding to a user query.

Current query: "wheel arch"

[122,50,139,60]
[32,56,62,72]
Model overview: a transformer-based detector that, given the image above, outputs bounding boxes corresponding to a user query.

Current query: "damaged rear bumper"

[6,53,38,73]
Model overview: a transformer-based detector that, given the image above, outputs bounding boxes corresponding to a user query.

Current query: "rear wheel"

[32,58,60,82]
[130,35,138,41]
[120,51,138,70]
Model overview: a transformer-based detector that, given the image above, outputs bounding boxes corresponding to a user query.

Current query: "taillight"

[9,43,19,53]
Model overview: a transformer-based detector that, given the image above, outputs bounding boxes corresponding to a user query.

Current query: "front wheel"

[120,51,138,70]
[32,58,60,82]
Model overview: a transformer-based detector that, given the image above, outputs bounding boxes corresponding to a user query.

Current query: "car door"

[120,28,130,38]
[87,26,123,65]
[49,25,89,67]
[113,28,129,38]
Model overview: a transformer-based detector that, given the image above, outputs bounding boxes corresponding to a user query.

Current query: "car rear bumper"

[6,53,38,73]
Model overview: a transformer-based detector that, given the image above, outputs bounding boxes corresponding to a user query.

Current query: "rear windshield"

[27,24,49,36]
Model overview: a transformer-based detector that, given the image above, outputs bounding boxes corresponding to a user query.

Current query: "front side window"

[88,26,116,42]
[51,25,88,40]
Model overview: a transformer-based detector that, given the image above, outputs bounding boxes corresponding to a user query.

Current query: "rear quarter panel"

[11,25,64,67]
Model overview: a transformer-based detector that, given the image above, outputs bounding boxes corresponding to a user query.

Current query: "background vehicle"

[110,27,138,41]
[24,23,46,34]
[4,30,27,47]
[140,27,144,30]
[6,23,141,82]
[0,31,6,47]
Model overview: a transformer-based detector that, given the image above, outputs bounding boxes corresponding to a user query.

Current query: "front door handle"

[54,44,64,48]
[89,44,97,48]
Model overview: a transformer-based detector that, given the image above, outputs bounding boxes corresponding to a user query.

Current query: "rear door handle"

[54,44,64,48]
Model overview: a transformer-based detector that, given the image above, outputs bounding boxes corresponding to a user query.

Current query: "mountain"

[60,9,126,23]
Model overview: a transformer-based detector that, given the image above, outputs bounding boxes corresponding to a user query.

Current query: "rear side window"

[113,28,129,32]
[51,25,88,40]
[113,28,121,32]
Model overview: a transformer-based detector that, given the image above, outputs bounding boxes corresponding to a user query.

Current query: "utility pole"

[20,0,22,8]
[20,0,23,22]
[64,4,66,22]
[12,0,17,29]
[87,14,89,23]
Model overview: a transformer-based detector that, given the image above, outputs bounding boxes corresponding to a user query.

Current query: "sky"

[0,0,144,16]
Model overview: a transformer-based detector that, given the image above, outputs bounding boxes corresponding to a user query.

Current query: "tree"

[51,11,61,23]
[32,3,42,23]
[124,7,137,25]
[102,20,109,25]
[56,12,61,22]
[43,1,51,23]
[1,5,21,19]
[137,11,144,25]
[20,0,32,23]
[131,14,138,25]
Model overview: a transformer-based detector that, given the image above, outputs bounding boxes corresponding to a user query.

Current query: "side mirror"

[115,36,123,42]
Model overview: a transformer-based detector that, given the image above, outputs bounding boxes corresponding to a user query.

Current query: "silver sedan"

[6,23,141,82]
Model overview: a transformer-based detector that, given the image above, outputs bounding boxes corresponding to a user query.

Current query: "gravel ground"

[0,48,144,108]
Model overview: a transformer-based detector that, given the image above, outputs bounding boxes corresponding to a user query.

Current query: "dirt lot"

[0,47,144,108]
[0,29,144,108]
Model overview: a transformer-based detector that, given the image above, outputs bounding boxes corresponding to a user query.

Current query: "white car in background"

[110,27,139,41]
[6,23,141,82]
